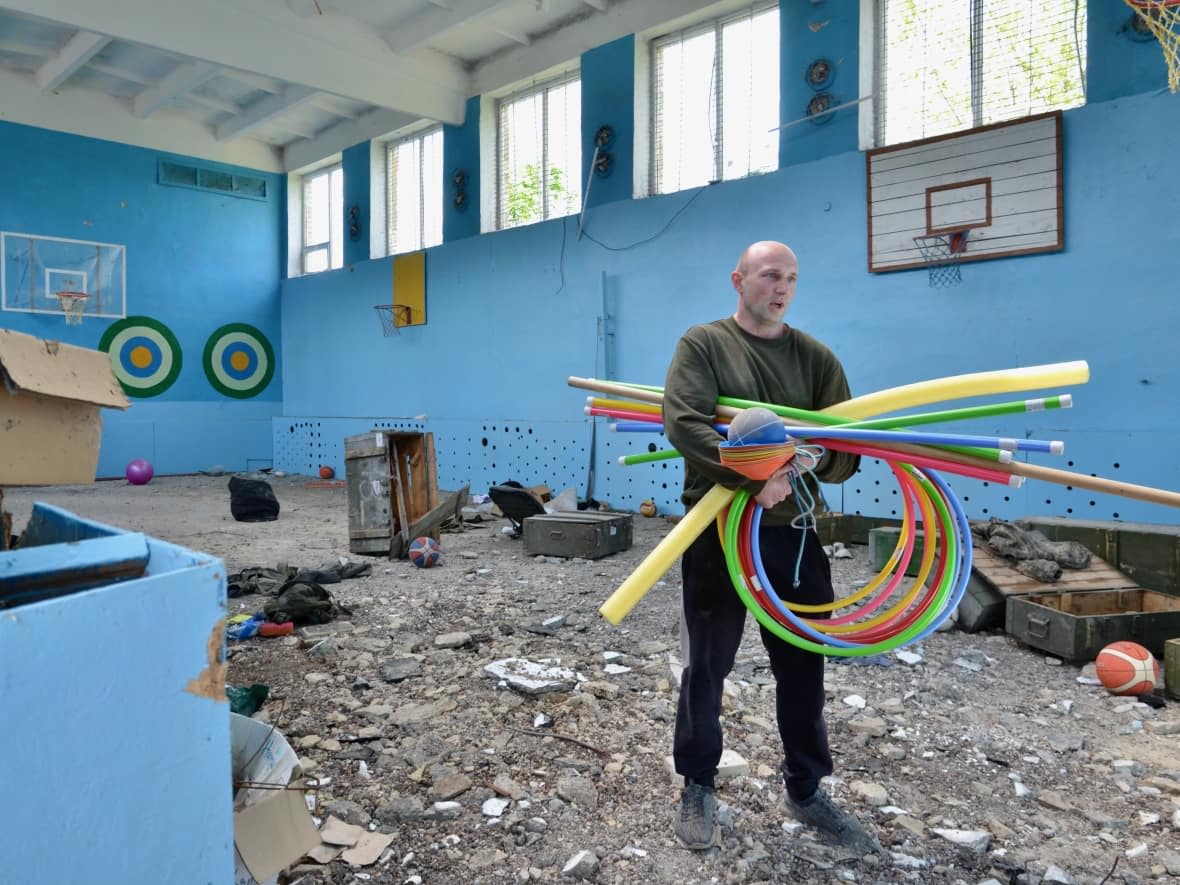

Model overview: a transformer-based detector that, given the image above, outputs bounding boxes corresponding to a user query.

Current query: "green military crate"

[1165,638,1180,699]
[523,511,633,560]
[1005,588,1180,662]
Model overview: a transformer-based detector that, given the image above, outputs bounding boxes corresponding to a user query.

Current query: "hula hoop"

[721,464,973,656]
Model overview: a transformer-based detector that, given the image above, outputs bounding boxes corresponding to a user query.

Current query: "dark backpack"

[263,580,345,625]
[228,476,280,522]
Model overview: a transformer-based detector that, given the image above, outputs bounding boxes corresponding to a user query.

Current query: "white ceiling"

[0,0,723,173]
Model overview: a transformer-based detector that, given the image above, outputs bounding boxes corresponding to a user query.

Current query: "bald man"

[662,241,880,857]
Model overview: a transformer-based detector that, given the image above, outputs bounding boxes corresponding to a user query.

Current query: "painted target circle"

[98,316,183,397]
[203,323,275,398]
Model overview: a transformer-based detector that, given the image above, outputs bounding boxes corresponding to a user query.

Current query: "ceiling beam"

[218,69,364,119]
[579,0,608,10]
[35,30,110,90]
[490,25,531,46]
[383,0,508,54]
[283,107,418,171]
[133,61,221,118]
[216,84,316,141]
[473,0,722,95]
[0,65,281,171]
[0,0,469,123]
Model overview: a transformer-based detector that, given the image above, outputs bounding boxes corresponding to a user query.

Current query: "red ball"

[1095,641,1160,696]
[319,465,335,479]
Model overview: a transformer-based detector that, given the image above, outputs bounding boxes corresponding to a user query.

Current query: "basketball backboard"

[866,111,1064,273]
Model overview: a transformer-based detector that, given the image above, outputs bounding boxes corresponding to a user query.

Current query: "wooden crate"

[972,542,1140,597]
[344,430,439,558]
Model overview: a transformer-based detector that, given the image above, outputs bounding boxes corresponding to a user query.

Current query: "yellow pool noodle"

[599,483,735,624]
[824,361,1090,420]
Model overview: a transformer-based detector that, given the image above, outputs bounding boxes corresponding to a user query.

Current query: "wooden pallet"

[970,538,1141,597]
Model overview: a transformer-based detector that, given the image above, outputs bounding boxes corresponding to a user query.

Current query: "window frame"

[301,162,343,275]
[859,0,1088,150]
[648,1,780,197]
[386,125,444,257]
[494,69,582,231]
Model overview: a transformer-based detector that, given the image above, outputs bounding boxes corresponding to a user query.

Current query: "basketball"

[319,465,335,479]
[639,499,657,517]
[726,407,787,446]
[408,536,441,568]
[1095,641,1160,696]
[126,458,154,485]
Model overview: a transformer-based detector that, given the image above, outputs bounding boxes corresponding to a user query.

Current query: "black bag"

[228,476,280,522]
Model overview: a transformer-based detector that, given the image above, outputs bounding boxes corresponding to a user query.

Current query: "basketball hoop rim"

[1125,0,1180,8]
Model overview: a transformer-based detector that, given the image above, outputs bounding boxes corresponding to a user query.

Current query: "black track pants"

[672,519,834,801]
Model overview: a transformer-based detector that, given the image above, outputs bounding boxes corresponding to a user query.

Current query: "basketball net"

[55,291,88,325]
[374,304,411,337]
[1126,0,1180,92]
[913,232,967,288]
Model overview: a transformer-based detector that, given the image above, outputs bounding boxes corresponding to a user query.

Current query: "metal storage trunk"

[1006,588,1180,662]
[523,511,633,560]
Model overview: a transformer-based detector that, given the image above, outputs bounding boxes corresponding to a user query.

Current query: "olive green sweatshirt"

[663,317,860,524]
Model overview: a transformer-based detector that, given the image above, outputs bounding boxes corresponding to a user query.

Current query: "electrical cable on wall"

[581,186,708,252]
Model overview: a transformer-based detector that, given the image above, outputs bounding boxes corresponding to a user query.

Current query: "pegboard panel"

[839,431,1180,526]
[427,417,586,495]
[842,457,1025,521]
[272,417,426,477]
[596,423,685,513]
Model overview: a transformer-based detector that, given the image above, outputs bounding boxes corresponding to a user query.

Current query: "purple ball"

[126,458,154,485]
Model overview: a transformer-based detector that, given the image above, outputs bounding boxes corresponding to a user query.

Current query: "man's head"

[731,241,798,338]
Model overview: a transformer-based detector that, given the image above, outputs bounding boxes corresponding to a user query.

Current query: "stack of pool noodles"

[567,360,1180,657]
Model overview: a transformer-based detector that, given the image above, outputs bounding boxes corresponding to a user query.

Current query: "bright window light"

[652,4,780,195]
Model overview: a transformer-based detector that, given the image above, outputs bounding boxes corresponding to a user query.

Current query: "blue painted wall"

[581,35,635,208]
[280,3,1180,527]
[0,121,283,478]
[343,141,370,265]
[780,1,860,166]
[443,96,482,241]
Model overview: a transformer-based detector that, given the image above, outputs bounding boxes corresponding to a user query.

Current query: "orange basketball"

[1095,641,1160,696]
[319,465,335,480]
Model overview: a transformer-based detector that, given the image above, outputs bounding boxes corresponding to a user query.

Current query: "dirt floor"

[5,474,1180,885]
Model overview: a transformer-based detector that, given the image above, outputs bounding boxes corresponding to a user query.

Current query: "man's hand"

[754,465,794,509]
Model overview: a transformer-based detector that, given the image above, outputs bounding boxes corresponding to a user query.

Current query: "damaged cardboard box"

[0,329,129,485]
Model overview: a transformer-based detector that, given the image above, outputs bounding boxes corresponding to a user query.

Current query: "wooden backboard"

[866,111,1063,273]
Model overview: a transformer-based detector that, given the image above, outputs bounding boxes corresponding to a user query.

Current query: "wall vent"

[158,160,268,200]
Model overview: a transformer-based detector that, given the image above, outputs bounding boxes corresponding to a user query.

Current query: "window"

[387,127,443,255]
[870,0,1087,148]
[651,4,779,196]
[302,164,343,274]
[497,72,581,230]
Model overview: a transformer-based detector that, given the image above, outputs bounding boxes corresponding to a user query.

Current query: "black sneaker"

[674,782,719,850]
[787,788,883,856]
